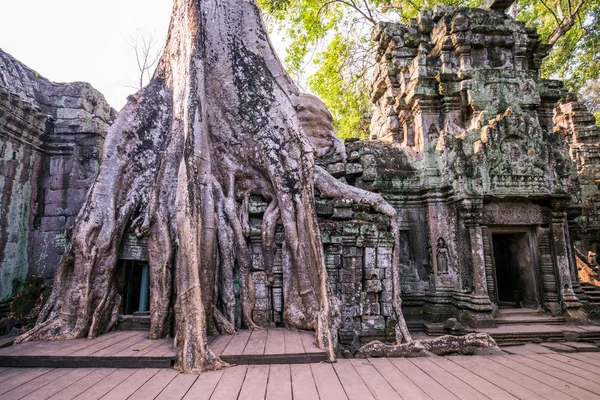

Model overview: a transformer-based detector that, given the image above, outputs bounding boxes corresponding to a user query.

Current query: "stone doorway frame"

[484,226,543,309]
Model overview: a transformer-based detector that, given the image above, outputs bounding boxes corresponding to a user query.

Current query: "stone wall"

[0,48,115,300]
[366,3,592,324]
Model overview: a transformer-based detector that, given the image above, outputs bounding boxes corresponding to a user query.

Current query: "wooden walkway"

[0,329,325,368]
[211,328,325,364]
[1,348,600,399]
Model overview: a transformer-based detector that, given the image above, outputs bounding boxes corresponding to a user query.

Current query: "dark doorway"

[492,233,539,308]
[117,260,150,315]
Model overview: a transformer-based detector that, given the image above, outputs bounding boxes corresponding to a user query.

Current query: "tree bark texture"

[16,0,411,373]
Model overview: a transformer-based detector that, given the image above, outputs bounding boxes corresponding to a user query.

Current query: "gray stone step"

[496,315,566,325]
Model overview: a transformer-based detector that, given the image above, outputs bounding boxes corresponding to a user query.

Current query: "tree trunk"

[16,0,411,373]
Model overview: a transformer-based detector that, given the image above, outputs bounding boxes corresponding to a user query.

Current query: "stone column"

[460,199,489,297]
[549,200,586,321]
[457,199,494,327]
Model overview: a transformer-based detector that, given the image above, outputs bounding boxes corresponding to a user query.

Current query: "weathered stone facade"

[366,2,594,333]
[0,49,115,301]
[1,2,600,352]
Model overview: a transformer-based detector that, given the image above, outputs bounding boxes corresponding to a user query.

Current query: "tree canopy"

[259,0,600,138]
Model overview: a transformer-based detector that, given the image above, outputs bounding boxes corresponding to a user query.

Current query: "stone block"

[364,268,379,281]
[48,174,71,191]
[325,254,342,268]
[252,311,270,325]
[482,0,515,12]
[316,199,333,216]
[326,162,346,177]
[364,301,380,315]
[345,163,364,175]
[341,283,356,294]
[382,279,393,292]
[381,302,393,317]
[364,279,382,293]
[361,315,386,330]
[254,298,269,311]
[380,291,393,302]
[333,198,353,208]
[251,252,264,270]
[338,330,357,345]
[40,216,66,232]
[332,208,354,220]
[341,270,355,283]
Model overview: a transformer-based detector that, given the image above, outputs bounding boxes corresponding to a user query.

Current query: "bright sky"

[0,1,287,111]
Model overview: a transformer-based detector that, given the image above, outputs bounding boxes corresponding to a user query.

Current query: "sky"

[0,1,287,111]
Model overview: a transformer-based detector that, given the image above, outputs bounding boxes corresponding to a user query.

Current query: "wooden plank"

[368,358,432,400]
[332,360,375,400]
[310,362,347,399]
[45,332,127,356]
[182,369,225,400]
[210,365,248,400]
[101,368,161,399]
[0,367,73,399]
[489,355,598,400]
[283,329,304,354]
[290,364,319,400]
[144,340,177,358]
[389,358,460,400]
[238,365,270,400]
[243,330,268,355]
[125,338,169,357]
[299,330,323,354]
[128,368,179,400]
[264,329,285,355]
[0,367,34,384]
[524,354,600,383]
[349,359,399,400]
[409,357,489,400]
[86,331,148,356]
[447,356,547,400]
[209,335,234,356]
[73,368,136,399]
[428,357,515,400]
[69,331,141,356]
[0,339,59,356]
[510,355,600,396]
[45,369,115,400]
[155,373,199,400]
[561,352,600,368]
[0,368,52,395]
[540,352,600,375]
[222,330,252,356]
[266,364,292,400]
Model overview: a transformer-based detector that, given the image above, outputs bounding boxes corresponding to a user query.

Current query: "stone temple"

[1,2,600,351]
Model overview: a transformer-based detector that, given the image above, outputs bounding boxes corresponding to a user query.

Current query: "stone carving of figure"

[437,237,449,274]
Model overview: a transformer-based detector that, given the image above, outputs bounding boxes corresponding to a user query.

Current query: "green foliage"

[516,0,600,90]
[259,0,600,137]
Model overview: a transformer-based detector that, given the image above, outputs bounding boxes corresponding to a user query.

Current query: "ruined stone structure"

[0,49,115,301]
[2,1,600,355]
[367,1,595,334]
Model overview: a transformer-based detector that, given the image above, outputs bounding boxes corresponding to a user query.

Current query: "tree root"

[355,333,499,358]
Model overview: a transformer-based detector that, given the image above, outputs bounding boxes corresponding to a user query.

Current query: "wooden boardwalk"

[1,348,600,399]
[211,328,325,364]
[0,329,325,368]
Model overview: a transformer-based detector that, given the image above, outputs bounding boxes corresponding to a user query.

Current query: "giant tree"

[15,0,411,373]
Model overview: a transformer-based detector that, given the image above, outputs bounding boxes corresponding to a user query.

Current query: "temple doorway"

[491,232,539,309]
[117,260,150,315]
